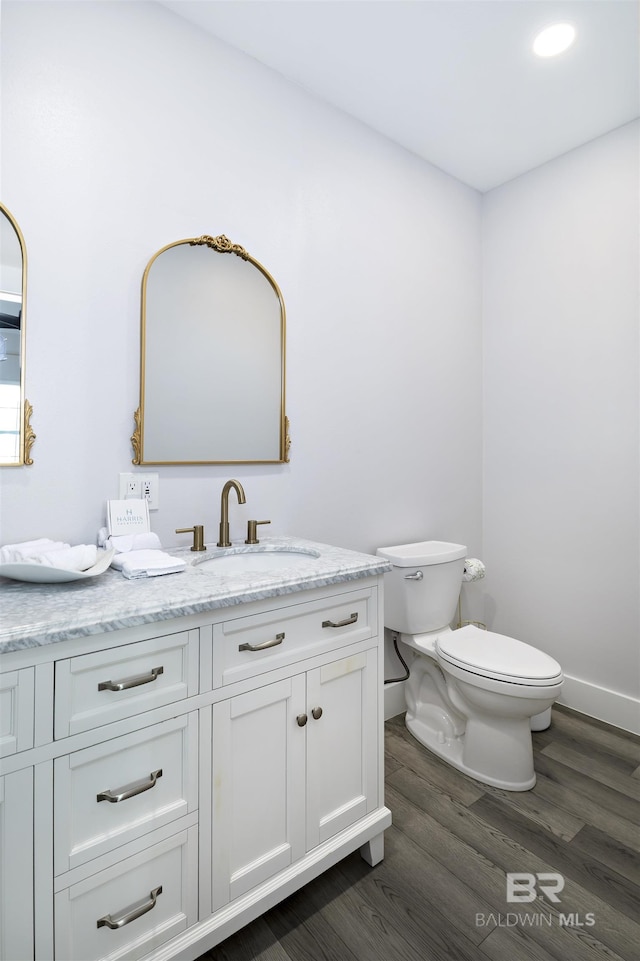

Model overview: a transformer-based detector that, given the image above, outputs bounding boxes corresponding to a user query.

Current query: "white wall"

[483,121,640,731]
[0,1,482,557]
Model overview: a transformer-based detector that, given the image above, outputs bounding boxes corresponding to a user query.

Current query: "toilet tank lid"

[377,541,467,567]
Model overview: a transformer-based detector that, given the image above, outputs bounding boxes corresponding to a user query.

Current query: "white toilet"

[377,540,563,791]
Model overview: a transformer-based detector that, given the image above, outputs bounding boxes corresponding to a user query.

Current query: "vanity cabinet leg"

[360,831,384,867]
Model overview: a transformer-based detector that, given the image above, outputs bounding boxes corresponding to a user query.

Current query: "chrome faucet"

[217,479,246,547]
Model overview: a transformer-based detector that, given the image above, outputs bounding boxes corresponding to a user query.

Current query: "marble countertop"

[0,537,390,654]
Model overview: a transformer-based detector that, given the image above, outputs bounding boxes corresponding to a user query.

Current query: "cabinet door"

[211,676,306,909]
[0,767,33,961]
[306,649,378,850]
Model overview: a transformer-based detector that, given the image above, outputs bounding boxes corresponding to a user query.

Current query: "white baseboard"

[384,680,406,720]
[557,673,640,735]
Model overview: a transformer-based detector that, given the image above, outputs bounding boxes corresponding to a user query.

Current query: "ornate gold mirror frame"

[132,234,289,465]
[0,202,35,466]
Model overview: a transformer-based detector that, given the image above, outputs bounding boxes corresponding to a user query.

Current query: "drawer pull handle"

[97,769,163,804]
[239,632,285,652]
[98,665,164,692]
[96,885,163,929]
[322,612,358,628]
[297,713,308,727]
[311,706,323,720]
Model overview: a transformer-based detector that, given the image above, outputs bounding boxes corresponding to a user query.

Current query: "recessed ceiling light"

[533,23,576,58]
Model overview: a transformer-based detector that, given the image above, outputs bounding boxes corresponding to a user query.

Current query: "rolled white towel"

[463,558,486,582]
[0,539,70,565]
[106,532,163,554]
[111,549,186,579]
[30,544,98,572]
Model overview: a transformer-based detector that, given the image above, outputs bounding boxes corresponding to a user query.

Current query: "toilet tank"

[377,541,467,634]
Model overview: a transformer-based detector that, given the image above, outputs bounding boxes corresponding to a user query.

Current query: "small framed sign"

[106,499,151,537]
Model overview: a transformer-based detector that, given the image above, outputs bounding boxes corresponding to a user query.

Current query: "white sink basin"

[194,548,321,574]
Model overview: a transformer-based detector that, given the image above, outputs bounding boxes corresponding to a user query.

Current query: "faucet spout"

[217,479,246,547]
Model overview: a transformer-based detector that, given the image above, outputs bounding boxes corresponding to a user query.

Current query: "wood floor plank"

[278,855,436,961]
[477,919,629,961]
[470,792,640,924]
[337,828,490,961]
[477,925,560,961]
[384,724,484,806]
[479,778,585,843]
[383,747,403,778]
[543,707,640,768]
[569,823,640,887]
[387,781,637,961]
[263,869,362,961]
[532,754,640,849]
[208,916,293,961]
[540,741,640,800]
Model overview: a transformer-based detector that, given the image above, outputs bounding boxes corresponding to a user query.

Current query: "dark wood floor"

[201,706,639,961]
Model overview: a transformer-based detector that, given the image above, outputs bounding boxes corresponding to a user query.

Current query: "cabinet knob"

[296,713,308,727]
[311,706,323,720]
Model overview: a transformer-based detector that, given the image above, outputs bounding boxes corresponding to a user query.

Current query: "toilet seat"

[436,625,563,686]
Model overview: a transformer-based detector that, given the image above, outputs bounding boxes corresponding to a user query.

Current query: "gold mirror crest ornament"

[133,232,289,465]
[0,202,35,466]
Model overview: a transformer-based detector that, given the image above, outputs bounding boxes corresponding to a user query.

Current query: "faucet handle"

[176,525,206,552]
[245,519,271,545]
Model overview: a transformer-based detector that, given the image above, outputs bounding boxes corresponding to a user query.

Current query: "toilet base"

[405,712,536,791]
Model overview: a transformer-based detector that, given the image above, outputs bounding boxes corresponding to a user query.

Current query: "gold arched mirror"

[0,203,34,466]
[133,234,289,465]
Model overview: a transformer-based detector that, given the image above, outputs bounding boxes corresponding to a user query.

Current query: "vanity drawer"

[54,826,197,961]
[54,630,198,738]
[213,587,376,687]
[54,713,198,875]
[0,667,34,757]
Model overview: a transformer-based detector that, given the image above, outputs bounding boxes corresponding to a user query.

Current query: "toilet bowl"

[378,541,563,791]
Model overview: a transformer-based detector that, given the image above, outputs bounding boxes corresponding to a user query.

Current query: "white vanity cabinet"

[0,561,391,961]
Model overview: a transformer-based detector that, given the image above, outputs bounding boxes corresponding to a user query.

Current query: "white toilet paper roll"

[463,558,485,582]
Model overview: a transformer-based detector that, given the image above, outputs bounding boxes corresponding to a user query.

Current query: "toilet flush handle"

[404,571,423,580]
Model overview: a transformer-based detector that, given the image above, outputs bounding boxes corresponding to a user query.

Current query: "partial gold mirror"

[0,203,34,466]
[133,234,289,465]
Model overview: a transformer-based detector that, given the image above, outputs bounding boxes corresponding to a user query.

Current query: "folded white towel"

[30,544,98,572]
[111,549,186,579]
[107,532,163,554]
[0,539,70,565]
[97,528,162,553]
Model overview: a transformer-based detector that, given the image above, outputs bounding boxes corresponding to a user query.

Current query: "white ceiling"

[158,0,639,192]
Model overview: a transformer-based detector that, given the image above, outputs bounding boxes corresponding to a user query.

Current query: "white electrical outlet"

[140,474,160,511]
[118,472,159,510]
[119,473,140,498]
